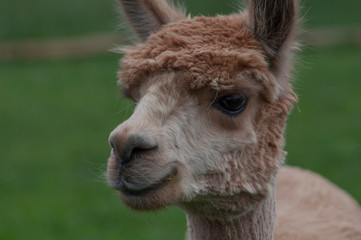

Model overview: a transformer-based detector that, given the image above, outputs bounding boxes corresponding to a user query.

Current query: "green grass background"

[1,0,360,239]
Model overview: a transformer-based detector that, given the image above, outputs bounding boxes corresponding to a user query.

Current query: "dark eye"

[217,94,248,115]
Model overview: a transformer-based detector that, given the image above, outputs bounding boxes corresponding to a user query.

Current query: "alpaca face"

[108,0,297,216]
[107,69,269,211]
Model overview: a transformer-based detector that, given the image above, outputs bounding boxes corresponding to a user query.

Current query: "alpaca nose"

[109,133,158,165]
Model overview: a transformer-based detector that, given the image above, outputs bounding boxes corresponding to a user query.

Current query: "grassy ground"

[0,54,187,240]
[286,44,361,201]
[1,0,360,239]
[1,0,361,40]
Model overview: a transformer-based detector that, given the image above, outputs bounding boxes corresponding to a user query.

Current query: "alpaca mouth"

[119,167,178,196]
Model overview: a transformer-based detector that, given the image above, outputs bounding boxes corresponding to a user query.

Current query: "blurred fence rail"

[305,26,361,47]
[0,33,125,61]
[1,27,361,61]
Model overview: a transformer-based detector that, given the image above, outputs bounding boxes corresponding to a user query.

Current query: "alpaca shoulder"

[275,166,361,240]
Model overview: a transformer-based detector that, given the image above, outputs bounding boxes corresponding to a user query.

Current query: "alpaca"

[106,0,361,239]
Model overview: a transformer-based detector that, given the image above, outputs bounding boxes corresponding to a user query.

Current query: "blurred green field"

[1,0,361,239]
[1,0,361,40]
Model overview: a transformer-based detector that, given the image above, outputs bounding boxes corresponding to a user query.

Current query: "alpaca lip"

[120,168,178,196]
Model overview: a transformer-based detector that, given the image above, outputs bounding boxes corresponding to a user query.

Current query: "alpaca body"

[106,0,361,239]
[183,166,361,240]
[276,166,361,240]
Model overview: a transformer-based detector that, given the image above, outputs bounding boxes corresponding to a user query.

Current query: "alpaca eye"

[217,95,247,115]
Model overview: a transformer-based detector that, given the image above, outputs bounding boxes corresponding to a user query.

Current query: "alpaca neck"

[185,193,275,240]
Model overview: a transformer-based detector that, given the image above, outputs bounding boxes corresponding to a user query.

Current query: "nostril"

[123,135,158,163]
[131,147,145,156]
[109,133,121,157]
[110,133,158,165]
[125,145,157,165]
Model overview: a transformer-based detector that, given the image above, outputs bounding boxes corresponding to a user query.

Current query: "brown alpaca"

[106,0,361,239]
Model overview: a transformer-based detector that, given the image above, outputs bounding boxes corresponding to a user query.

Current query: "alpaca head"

[107,0,298,219]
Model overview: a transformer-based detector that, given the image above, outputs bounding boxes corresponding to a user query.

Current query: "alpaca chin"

[118,178,184,211]
[107,152,185,210]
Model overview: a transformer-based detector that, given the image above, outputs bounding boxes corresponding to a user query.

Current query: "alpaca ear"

[248,0,298,73]
[119,0,186,41]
